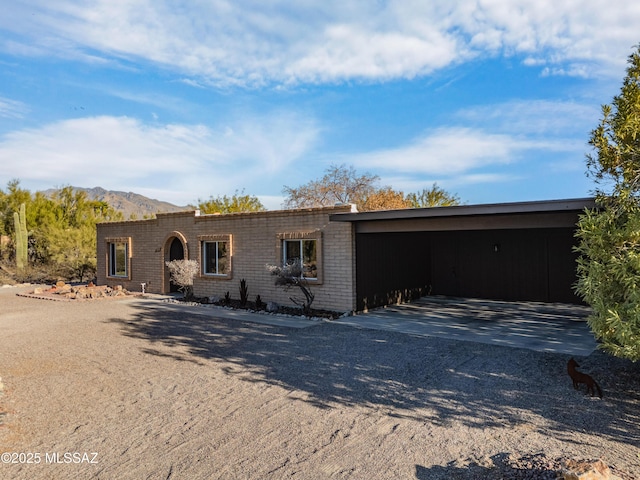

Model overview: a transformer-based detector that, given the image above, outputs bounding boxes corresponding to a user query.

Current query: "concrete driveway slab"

[333,296,597,356]
[125,294,597,356]
[124,295,324,329]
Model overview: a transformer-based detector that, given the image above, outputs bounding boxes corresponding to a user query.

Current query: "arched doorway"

[163,232,188,294]
[168,237,185,292]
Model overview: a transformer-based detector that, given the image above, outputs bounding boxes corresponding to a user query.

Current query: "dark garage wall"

[356,232,432,311]
[356,227,580,311]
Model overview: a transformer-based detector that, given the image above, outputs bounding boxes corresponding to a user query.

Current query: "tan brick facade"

[97,205,357,312]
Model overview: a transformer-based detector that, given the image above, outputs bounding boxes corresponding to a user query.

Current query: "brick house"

[96,204,358,312]
[96,198,594,313]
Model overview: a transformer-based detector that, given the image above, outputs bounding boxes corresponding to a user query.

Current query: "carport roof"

[329,197,596,222]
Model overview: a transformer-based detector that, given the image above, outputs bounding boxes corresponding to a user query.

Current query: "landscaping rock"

[19,283,134,301]
[74,286,88,298]
[57,284,73,294]
[559,459,619,480]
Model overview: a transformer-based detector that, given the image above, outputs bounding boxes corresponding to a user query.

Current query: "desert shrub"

[255,295,264,310]
[165,259,198,299]
[239,279,249,306]
[266,262,315,315]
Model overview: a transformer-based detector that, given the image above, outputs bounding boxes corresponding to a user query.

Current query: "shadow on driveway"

[108,302,640,451]
[336,296,597,356]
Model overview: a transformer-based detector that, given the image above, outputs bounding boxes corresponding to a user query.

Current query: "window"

[108,241,128,277]
[198,234,232,278]
[202,240,229,276]
[283,239,317,279]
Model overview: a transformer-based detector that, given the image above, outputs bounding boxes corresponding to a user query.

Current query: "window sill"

[200,274,232,280]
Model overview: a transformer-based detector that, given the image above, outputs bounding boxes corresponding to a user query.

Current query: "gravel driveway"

[0,286,638,479]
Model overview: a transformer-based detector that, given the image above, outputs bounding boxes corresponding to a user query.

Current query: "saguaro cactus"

[13,203,27,273]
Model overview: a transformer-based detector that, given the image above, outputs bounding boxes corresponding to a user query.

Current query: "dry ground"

[0,286,639,479]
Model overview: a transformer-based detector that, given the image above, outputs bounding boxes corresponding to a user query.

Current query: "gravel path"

[0,286,639,479]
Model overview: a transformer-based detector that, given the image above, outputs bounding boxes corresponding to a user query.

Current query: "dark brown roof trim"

[330,198,596,222]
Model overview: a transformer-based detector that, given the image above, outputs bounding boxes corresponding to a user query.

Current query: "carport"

[331,198,596,311]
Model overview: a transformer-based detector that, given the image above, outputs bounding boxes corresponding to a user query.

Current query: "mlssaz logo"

[45,452,99,464]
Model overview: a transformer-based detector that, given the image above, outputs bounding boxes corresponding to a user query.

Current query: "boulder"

[56,284,73,294]
[74,287,88,299]
[558,459,620,480]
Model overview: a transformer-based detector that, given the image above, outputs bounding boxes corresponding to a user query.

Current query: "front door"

[168,237,185,292]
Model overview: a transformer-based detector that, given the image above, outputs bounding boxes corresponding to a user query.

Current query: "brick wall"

[96,205,357,312]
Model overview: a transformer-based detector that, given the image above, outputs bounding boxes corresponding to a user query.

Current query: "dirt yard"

[0,285,639,479]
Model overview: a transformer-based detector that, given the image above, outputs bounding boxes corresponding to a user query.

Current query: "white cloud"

[454,100,599,136]
[287,23,460,82]
[1,1,638,85]
[0,116,209,182]
[349,127,523,176]
[0,113,319,204]
[344,98,591,190]
[379,173,519,196]
[96,87,190,113]
[0,97,28,118]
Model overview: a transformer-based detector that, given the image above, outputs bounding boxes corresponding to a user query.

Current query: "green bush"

[574,45,640,361]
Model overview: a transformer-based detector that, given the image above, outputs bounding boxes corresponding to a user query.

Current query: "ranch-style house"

[96,197,594,313]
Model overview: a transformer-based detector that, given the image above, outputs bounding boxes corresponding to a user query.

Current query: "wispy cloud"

[380,172,520,196]
[0,97,28,118]
[343,98,591,191]
[0,112,319,204]
[350,127,518,175]
[454,100,599,137]
[89,85,194,116]
[1,1,638,85]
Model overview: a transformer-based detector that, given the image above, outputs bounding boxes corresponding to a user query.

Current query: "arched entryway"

[162,232,188,293]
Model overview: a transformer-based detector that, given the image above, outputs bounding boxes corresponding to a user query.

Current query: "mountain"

[45,187,190,219]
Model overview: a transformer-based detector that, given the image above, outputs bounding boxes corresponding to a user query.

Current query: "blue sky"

[0,2,638,210]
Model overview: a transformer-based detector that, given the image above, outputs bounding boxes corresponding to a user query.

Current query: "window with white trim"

[283,239,317,280]
[202,240,229,276]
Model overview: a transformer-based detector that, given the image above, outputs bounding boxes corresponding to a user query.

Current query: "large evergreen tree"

[574,45,640,361]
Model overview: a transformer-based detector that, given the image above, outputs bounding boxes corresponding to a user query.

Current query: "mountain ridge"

[45,186,190,219]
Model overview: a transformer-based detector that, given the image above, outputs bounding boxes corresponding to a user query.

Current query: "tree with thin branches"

[283,164,379,210]
[166,259,199,300]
